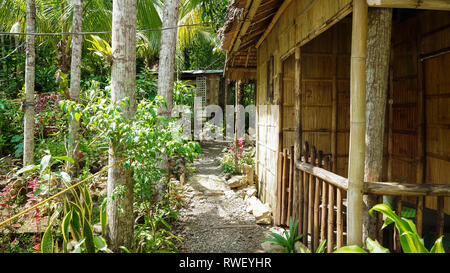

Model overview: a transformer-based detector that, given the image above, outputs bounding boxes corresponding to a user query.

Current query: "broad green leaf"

[74,112,81,122]
[334,245,368,253]
[366,238,390,253]
[62,212,72,243]
[100,200,107,235]
[53,156,75,164]
[41,226,54,253]
[16,164,39,175]
[70,210,82,241]
[430,236,445,253]
[82,217,96,253]
[93,236,107,251]
[40,154,52,174]
[55,171,71,183]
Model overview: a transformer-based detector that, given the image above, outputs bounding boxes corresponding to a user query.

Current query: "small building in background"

[179,70,226,109]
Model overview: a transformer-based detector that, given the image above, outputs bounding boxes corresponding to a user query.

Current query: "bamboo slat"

[308,146,316,249]
[320,155,328,244]
[336,188,344,248]
[436,196,445,237]
[281,149,288,225]
[327,184,335,252]
[302,142,310,245]
[288,146,295,224]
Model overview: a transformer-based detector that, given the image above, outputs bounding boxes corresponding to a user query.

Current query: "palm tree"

[67,0,83,176]
[107,0,137,252]
[23,0,36,166]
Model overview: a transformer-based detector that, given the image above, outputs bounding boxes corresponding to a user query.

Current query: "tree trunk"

[67,0,83,177]
[156,0,179,196]
[106,0,137,252]
[363,7,393,244]
[23,0,36,166]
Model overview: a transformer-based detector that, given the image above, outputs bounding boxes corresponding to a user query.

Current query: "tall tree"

[67,0,83,176]
[156,0,179,196]
[363,7,393,243]
[106,0,137,251]
[23,0,36,166]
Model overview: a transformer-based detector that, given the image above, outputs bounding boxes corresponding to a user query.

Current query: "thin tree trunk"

[158,0,179,117]
[363,7,392,244]
[156,0,179,196]
[23,0,36,166]
[67,0,83,177]
[106,0,137,252]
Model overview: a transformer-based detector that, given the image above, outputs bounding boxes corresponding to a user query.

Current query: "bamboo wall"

[255,2,450,217]
[389,11,450,214]
[256,0,352,211]
[300,20,352,177]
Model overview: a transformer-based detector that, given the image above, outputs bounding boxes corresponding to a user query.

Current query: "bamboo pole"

[293,47,302,228]
[367,0,450,11]
[288,146,295,223]
[302,142,310,245]
[313,150,322,251]
[415,16,425,237]
[308,146,317,249]
[347,0,368,247]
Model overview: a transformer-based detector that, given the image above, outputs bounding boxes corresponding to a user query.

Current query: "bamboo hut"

[220,0,450,251]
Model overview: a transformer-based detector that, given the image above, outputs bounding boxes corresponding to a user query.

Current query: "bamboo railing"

[277,141,450,253]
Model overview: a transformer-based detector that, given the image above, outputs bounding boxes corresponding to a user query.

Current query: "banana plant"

[334,204,445,253]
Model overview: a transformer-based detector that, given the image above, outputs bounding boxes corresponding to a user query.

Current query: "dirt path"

[173,141,274,253]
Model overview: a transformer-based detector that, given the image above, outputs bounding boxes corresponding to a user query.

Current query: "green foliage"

[133,203,182,253]
[0,98,23,157]
[221,140,255,174]
[39,184,110,253]
[173,80,196,106]
[264,217,303,253]
[60,90,201,205]
[334,204,446,253]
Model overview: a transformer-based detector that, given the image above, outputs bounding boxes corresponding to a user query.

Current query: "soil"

[173,140,278,253]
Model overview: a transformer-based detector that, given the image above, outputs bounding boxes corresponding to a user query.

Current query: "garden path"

[173,140,274,253]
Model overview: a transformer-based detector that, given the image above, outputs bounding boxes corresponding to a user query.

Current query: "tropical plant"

[40,184,110,253]
[264,217,303,253]
[334,204,446,253]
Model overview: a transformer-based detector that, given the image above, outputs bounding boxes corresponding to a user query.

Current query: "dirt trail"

[173,141,273,253]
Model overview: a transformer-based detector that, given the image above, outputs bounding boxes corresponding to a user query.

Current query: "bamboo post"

[436,197,445,238]
[302,142,310,245]
[347,0,368,247]
[320,154,328,244]
[327,183,335,252]
[288,146,295,223]
[313,150,322,251]
[293,47,302,229]
[415,17,425,237]
[275,151,283,226]
[308,146,317,249]
[281,148,288,225]
[297,148,304,235]
[336,188,344,248]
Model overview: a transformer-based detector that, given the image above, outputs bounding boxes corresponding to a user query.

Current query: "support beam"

[347,0,368,247]
[363,7,392,245]
[367,0,450,11]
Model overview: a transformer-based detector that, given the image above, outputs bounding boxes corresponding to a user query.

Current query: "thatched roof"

[219,0,284,80]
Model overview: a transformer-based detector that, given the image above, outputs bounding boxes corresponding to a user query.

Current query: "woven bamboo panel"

[300,20,351,178]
